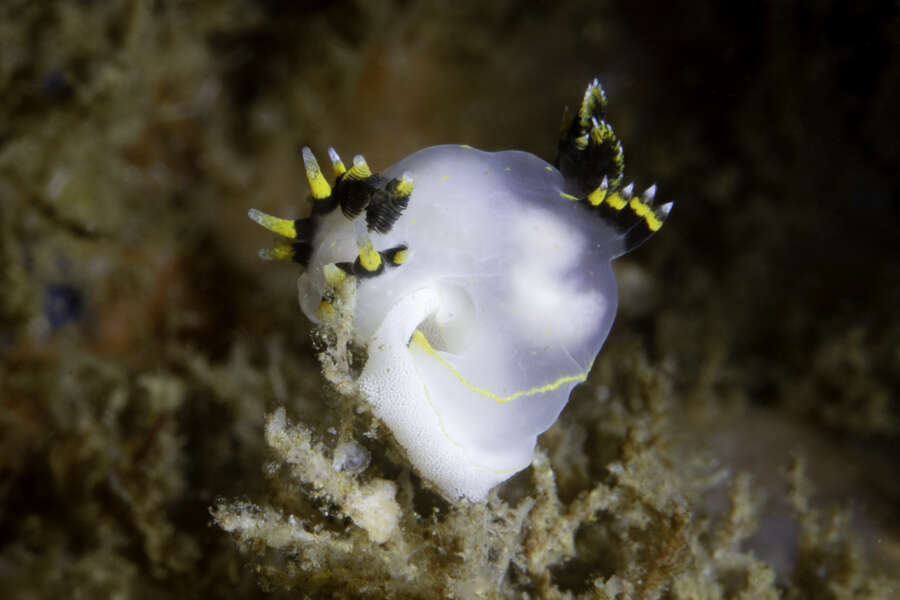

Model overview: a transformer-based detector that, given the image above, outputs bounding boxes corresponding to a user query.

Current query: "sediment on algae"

[1,0,897,598]
[210,286,897,598]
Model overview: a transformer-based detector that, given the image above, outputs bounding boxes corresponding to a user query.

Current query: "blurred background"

[0,0,897,597]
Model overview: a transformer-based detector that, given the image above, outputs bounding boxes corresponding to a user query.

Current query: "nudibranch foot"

[249,79,672,501]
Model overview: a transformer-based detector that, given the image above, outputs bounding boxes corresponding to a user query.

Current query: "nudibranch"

[249,80,671,501]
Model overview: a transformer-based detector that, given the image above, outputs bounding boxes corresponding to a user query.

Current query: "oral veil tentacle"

[249,147,414,273]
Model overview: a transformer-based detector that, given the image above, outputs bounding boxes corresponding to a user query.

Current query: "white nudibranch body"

[250,80,672,501]
[311,146,617,500]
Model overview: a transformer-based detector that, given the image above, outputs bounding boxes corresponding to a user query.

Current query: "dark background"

[1,0,897,597]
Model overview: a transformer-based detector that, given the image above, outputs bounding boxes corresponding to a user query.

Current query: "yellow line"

[409,331,589,405]
[405,334,513,475]
[415,372,512,475]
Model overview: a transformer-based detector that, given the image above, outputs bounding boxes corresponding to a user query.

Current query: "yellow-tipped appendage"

[395,172,414,196]
[328,147,347,177]
[247,208,297,239]
[628,185,664,231]
[587,176,610,207]
[391,248,409,265]
[322,262,347,287]
[606,182,633,210]
[257,240,294,261]
[346,154,373,180]
[301,146,332,200]
[354,220,381,272]
[358,239,382,272]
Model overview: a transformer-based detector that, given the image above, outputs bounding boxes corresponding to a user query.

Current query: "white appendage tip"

[303,146,320,168]
[248,208,266,225]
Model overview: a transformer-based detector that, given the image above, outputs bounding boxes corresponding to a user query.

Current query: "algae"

[1,0,897,598]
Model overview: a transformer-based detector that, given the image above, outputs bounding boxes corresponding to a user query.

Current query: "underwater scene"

[0,1,897,598]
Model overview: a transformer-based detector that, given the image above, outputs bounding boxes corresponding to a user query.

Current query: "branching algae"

[248,80,672,501]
